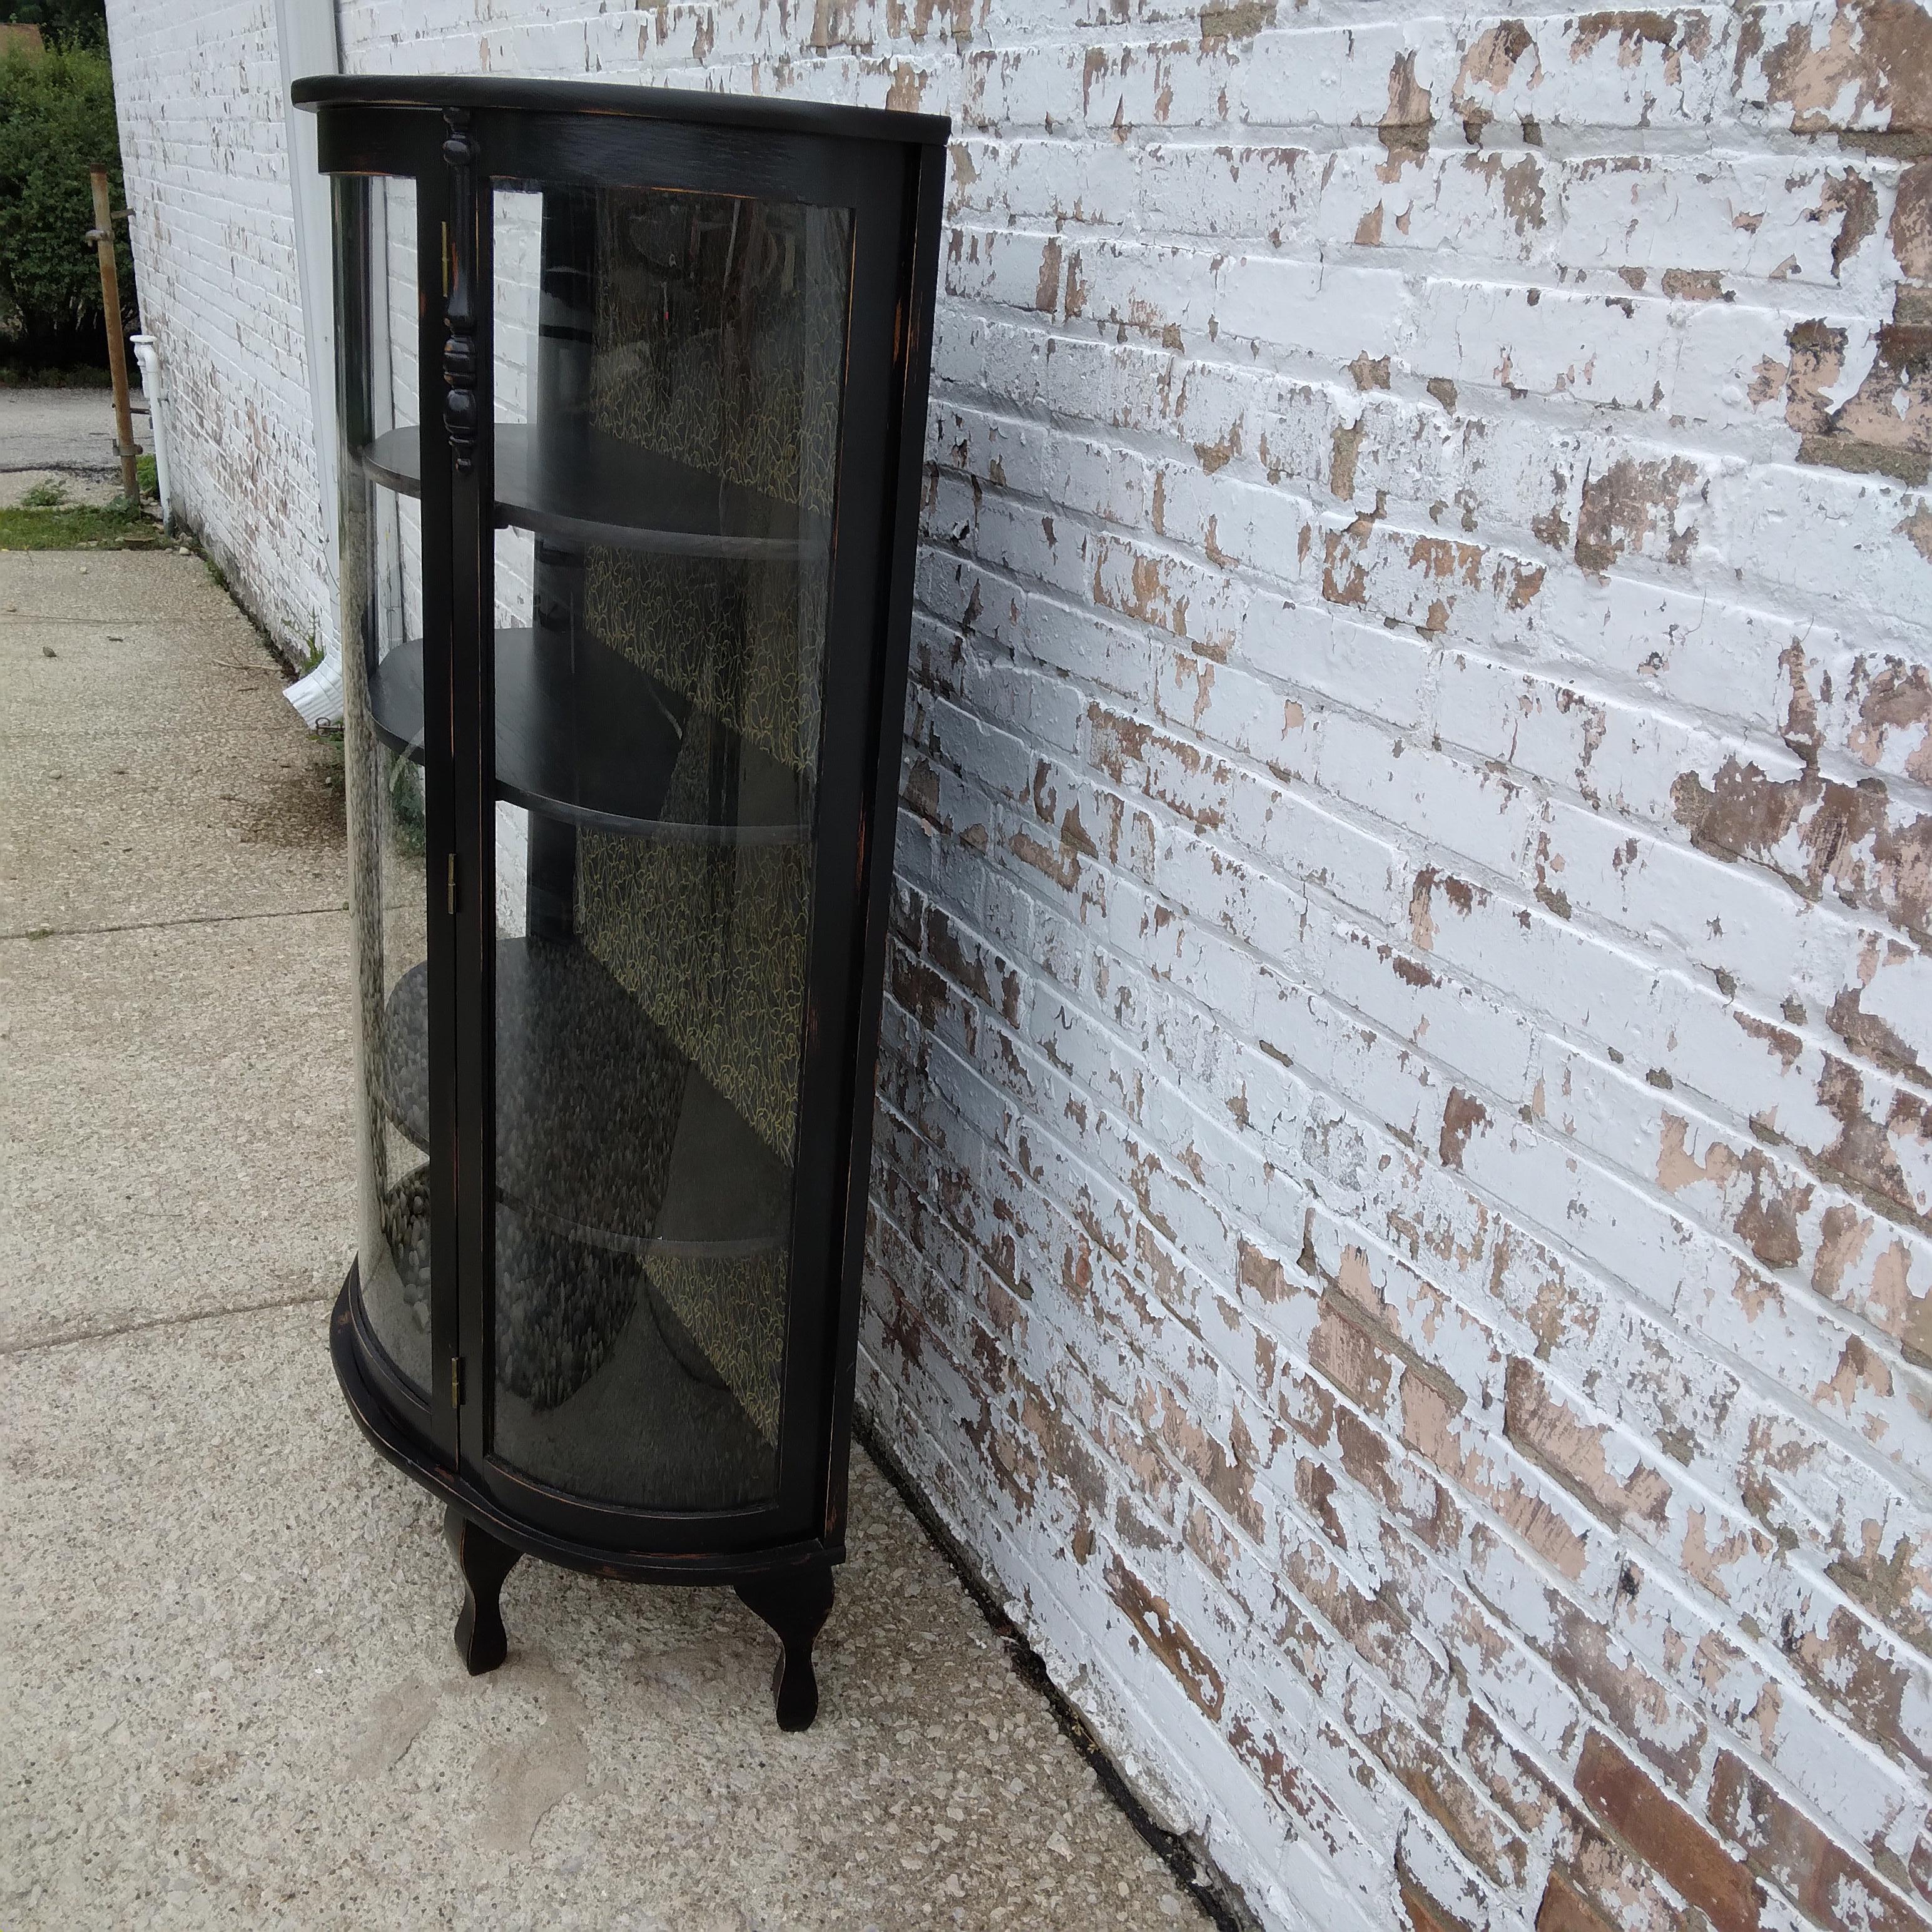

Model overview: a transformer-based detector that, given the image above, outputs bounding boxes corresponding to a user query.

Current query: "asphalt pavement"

[1,383,148,502]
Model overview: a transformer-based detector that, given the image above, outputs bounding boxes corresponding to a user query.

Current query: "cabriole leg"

[444,1505,519,1675]
[736,1566,835,1731]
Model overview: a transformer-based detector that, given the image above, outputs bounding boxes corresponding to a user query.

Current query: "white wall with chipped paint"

[104,0,334,656]
[106,3,1932,1929]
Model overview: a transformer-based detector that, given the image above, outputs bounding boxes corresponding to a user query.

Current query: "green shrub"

[2,0,109,53]
[0,43,135,369]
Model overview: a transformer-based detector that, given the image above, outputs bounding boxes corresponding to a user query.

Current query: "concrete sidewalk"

[0,550,1207,1931]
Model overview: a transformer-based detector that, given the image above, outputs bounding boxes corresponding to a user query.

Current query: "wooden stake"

[88,165,139,503]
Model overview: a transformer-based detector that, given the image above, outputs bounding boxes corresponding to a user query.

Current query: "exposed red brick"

[1790,1595,1932,1778]
[1020,1382,1109,1517]
[1236,1235,1306,1305]
[1401,1373,1587,1578]
[1543,1597,1709,1794]
[1156,1395,1268,1542]
[1295,1453,1350,1548]
[1283,1539,1415,1684]
[1361,1701,1529,1888]
[1440,1087,1489,1168]
[1670,760,1932,947]
[1536,1871,1621,1932]
[1229,1711,1360,1854]
[1505,1356,1674,1532]
[1102,1555,1225,1719]
[1574,1730,1761,1932]
[1402,1874,1478,1932]
[1462,1701,1567,1836]
[890,948,953,1030]
[1308,1293,1400,1416]
[1574,456,1702,572]
[1708,1749,1929,1932]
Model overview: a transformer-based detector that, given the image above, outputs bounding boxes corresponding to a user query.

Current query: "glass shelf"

[365,629,811,843]
[357,424,803,561]
[380,937,793,1261]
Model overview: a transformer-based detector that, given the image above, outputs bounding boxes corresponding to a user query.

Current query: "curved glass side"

[481,180,853,1510]
[335,173,431,1397]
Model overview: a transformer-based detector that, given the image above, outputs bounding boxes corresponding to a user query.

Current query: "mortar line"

[0,903,348,943]
[1,1287,337,1359]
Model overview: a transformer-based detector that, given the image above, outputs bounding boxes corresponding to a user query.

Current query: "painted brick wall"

[107,3,1932,1928]
[104,0,332,656]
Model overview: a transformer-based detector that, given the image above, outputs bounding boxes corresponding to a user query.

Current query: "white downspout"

[275,0,343,728]
[126,333,172,527]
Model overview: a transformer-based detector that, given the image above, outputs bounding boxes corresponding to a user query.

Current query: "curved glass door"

[335,171,433,1402]
[479,179,852,1508]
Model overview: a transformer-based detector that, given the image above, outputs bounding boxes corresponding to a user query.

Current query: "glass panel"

[484,181,851,1508]
[336,173,432,1397]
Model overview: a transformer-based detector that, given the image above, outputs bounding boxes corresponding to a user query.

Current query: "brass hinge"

[447,854,459,915]
[450,1355,465,1409]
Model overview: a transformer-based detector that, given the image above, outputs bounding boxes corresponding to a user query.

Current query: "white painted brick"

[118,0,1932,1925]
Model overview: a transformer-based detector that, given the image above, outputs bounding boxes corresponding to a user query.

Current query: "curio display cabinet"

[294,74,946,1727]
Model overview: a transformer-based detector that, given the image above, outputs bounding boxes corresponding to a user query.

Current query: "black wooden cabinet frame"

[298,75,947,1726]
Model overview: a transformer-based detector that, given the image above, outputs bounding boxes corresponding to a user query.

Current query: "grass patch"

[0,362,113,389]
[0,480,158,549]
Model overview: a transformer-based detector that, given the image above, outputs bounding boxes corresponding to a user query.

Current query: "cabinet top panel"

[292,73,950,148]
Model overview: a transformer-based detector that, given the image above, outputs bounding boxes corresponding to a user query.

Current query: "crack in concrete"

[0,461,126,476]
[0,903,347,943]
[0,1286,336,1358]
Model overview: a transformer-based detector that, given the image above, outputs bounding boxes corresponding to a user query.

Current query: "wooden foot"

[444,1505,519,1675]
[736,1567,835,1731]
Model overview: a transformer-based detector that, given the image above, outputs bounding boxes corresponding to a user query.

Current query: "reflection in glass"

[479,184,852,1507]
[336,173,431,1396]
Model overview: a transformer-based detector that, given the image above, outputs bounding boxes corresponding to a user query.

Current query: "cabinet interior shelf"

[382,937,793,1263]
[367,629,811,844]
[357,424,803,561]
